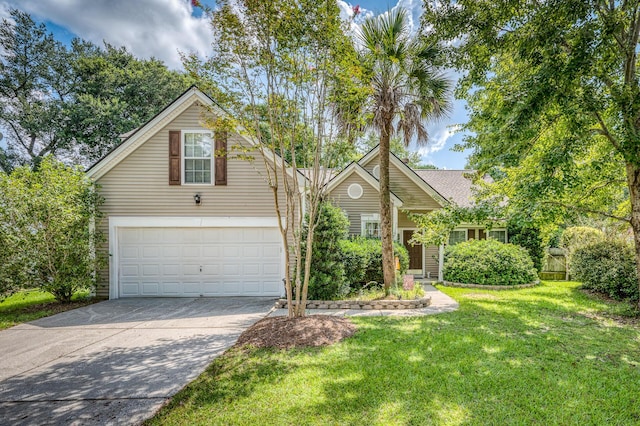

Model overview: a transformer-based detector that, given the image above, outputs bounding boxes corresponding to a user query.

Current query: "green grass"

[0,289,95,330]
[147,281,640,425]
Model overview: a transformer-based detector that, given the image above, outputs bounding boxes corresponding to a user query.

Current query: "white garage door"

[117,227,283,297]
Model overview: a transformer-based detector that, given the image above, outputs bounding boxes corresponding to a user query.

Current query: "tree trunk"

[626,162,640,310]
[379,122,395,291]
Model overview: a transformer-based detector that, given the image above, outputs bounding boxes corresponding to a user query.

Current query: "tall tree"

[0,9,190,171]
[358,8,451,290]
[188,0,365,317]
[423,0,640,306]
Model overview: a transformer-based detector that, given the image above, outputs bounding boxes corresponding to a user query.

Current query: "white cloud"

[391,0,423,34]
[5,0,212,69]
[418,124,461,156]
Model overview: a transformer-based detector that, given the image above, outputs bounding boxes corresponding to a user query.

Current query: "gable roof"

[325,161,403,207]
[415,170,490,208]
[358,145,447,206]
[86,86,299,183]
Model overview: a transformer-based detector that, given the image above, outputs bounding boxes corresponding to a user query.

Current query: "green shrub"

[508,222,544,272]
[302,201,350,300]
[444,239,538,285]
[0,158,103,302]
[561,226,605,271]
[339,239,368,287]
[572,240,639,302]
[343,237,408,290]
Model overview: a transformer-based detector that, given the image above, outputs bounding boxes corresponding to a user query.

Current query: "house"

[88,86,504,299]
[87,86,300,299]
[324,147,506,281]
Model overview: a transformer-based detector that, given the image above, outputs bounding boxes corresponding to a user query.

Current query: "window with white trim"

[183,131,213,184]
[361,214,380,238]
[448,229,467,246]
[488,229,507,243]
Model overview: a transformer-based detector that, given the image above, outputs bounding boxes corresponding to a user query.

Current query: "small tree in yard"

[188,0,365,317]
[0,157,103,302]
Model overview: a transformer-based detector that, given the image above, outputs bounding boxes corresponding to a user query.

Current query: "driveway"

[0,297,275,425]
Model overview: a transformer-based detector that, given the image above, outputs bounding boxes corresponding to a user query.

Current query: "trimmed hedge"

[572,240,639,302]
[443,239,538,286]
[340,237,409,291]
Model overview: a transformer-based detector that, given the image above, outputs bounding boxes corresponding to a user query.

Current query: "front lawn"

[0,290,96,330]
[148,281,640,425]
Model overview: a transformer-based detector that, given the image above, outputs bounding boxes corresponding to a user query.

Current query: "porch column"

[438,244,444,281]
[392,204,398,241]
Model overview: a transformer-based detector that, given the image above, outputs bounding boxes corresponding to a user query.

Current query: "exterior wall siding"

[362,154,441,209]
[327,174,379,236]
[94,102,291,297]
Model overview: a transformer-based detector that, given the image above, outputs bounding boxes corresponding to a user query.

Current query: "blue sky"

[1,0,472,169]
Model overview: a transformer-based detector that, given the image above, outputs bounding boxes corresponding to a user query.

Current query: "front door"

[403,230,423,271]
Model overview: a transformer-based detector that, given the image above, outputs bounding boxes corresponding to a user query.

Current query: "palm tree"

[359,8,451,290]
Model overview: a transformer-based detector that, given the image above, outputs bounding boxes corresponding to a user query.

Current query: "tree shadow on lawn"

[152,286,640,425]
[302,294,640,425]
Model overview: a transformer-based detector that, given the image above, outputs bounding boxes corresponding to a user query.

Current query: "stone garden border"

[440,281,540,290]
[274,296,431,310]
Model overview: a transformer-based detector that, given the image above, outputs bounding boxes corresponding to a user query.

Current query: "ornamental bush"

[572,240,638,302]
[443,239,538,286]
[341,237,409,291]
[507,221,544,272]
[301,201,350,300]
[0,157,103,302]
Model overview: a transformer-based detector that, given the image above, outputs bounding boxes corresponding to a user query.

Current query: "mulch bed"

[235,315,357,349]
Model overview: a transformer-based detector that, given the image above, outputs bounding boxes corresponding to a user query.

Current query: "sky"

[1,0,472,169]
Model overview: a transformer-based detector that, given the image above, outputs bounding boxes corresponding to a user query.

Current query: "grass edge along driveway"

[147,281,640,426]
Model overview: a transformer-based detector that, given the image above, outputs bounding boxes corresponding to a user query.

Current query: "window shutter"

[169,131,181,185]
[214,130,227,186]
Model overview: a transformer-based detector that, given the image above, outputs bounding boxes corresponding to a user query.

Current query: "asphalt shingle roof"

[413,169,487,207]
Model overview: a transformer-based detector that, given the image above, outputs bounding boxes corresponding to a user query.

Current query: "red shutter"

[214,130,227,186]
[169,131,181,185]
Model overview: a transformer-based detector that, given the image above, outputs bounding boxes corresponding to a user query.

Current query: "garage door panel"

[118,226,282,297]
[162,282,181,294]
[243,263,260,275]
[163,264,180,276]
[202,245,221,257]
[182,264,201,275]
[181,229,203,243]
[242,246,260,257]
[182,246,200,258]
[263,263,280,275]
[202,264,220,275]
[263,280,281,293]
[121,265,139,277]
[182,282,202,295]
[121,247,139,259]
[143,246,161,258]
[142,282,160,295]
[120,282,140,296]
[142,229,163,244]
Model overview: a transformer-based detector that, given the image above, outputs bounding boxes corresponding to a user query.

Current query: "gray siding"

[327,174,379,236]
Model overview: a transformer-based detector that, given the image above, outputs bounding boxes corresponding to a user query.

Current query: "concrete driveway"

[0,297,275,425]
